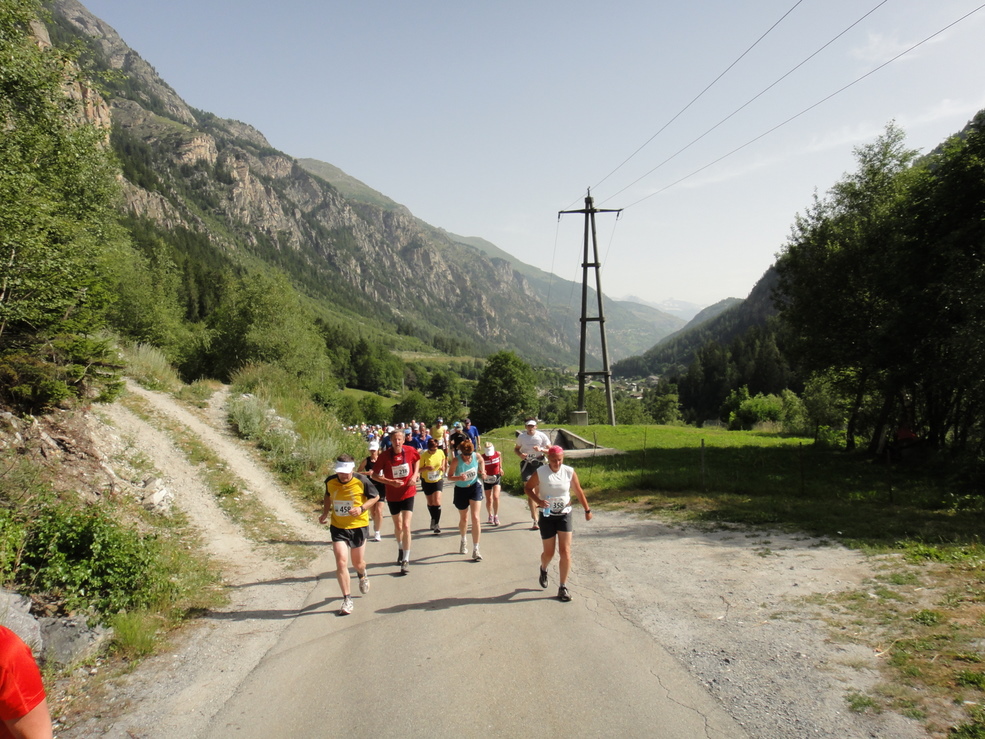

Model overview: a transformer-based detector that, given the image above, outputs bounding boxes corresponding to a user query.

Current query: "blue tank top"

[454,453,480,488]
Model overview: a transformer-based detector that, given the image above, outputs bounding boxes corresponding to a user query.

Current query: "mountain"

[612,269,778,377]
[436,233,686,362]
[296,163,686,362]
[619,296,705,322]
[46,0,686,368]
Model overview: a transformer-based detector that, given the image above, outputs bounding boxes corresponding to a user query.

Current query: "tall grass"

[228,364,362,495]
[119,342,182,392]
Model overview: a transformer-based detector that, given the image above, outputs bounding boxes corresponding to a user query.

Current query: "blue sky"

[80,0,985,308]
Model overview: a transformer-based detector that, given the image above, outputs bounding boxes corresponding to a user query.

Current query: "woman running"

[448,439,486,561]
[524,445,592,602]
[482,442,503,526]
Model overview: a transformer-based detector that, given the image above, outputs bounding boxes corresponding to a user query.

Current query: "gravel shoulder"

[61,385,927,738]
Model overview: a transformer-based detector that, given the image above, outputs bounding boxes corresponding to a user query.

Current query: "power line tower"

[559,190,622,426]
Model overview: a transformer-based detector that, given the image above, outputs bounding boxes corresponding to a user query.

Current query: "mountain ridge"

[48,0,696,367]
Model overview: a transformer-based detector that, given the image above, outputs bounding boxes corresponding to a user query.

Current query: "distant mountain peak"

[618,295,706,322]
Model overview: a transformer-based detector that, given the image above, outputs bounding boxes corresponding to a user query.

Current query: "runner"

[0,625,52,739]
[356,440,387,541]
[318,454,379,615]
[448,439,486,561]
[371,429,420,574]
[513,418,551,529]
[463,418,480,448]
[431,417,448,450]
[524,445,592,602]
[482,442,503,526]
[448,421,467,455]
[419,437,447,535]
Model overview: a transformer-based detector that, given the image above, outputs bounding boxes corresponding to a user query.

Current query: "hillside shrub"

[18,504,167,618]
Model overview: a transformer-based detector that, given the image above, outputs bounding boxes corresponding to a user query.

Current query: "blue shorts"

[453,481,484,510]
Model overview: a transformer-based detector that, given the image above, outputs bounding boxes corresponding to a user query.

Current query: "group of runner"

[320,419,592,615]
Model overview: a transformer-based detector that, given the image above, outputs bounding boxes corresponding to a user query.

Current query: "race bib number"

[547,495,570,515]
[483,475,498,485]
[334,501,354,516]
[461,468,477,483]
[424,470,442,482]
[391,462,410,479]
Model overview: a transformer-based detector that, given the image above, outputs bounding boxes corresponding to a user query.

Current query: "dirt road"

[66,385,925,738]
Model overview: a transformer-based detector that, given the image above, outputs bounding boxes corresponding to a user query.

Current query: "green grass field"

[484,423,982,548]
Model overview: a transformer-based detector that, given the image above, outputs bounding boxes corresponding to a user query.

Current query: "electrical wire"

[600,0,891,206]
[620,2,985,211]
[588,0,808,197]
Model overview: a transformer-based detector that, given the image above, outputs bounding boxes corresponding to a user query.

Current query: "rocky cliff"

[46,0,678,364]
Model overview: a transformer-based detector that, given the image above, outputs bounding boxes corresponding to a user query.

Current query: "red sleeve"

[0,627,46,722]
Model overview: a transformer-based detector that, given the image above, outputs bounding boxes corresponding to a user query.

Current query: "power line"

[621,2,985,211]
[600,0,891,206]
[587,0,807,198]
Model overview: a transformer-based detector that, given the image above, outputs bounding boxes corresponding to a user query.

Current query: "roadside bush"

[18,504,166,619]
[726,388,784,430]
[0,513,27,584]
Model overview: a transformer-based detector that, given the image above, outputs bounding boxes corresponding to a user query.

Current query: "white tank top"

[536,464,574,516]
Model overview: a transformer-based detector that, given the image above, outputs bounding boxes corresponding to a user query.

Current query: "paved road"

[202,493,745,738]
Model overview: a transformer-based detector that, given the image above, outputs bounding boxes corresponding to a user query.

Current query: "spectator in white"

[513,418,551,529]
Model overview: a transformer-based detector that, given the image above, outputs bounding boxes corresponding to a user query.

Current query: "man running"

[524,445,592,602]
[371,429,420,574]
[514,418,551,529]
[319,454,379,615]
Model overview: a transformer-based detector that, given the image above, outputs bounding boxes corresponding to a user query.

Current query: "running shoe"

[433,527,441,535]
[459,539,468,555]
[373,531,382,542]
[487,515,494,525]
[472,547,482,562]
[539,568,548,589]
[558,585,571,602]
[493,516,500,526]
[339,596,354,615]
[359,576,370,594]
[400,559,410,575]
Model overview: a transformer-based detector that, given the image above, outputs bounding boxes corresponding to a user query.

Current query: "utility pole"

[559,189,621,426]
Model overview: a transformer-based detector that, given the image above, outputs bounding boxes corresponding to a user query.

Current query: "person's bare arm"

[3,698,53,739]
[525,474,545,508]
[571,470,592,520]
